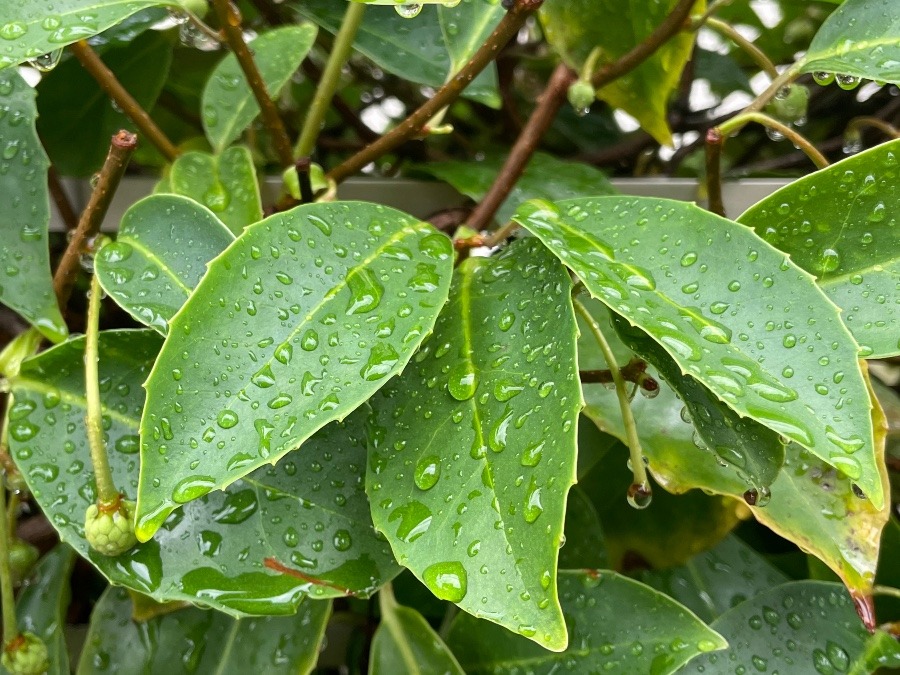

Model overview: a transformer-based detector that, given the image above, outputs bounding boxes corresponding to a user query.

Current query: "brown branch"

[263,557,352,595]
[47,168,78,231]
[69,42,178,162]
[466,63,576,231]
[326,0,544,186]
[210,0,294,168]
[705,128,726,217]
[52,131,137,310]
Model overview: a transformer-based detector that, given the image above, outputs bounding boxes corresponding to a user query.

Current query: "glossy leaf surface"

[95,195,234,335]
[5,546,76,675]
[165,147,263,235]
[78,586,331,674]
[366,238,580,651]
[514,196,880,507]
[447,570,727,674]
[0,0,179,69]
[683,582,900,674]
[739,138,900,358]
[800,0,900,84]
[136,201,454,541]
[419,152,616,227]
[540,0,701,144]
[8,331,401,614]
[202,24,317,151]
[0,70,67,342]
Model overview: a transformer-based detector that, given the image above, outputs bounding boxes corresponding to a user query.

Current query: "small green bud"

[8,539,39,585]
[567,80,596,115]
[765,84,810,124]
[84,498,138,557]
[177,0,208,19]
[2,633,49,675]
[3,469,28,495]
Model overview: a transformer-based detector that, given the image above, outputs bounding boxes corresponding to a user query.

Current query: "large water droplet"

[423,561,467,602]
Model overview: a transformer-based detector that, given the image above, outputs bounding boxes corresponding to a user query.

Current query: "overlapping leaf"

[366,238,581,651]
[0,69,67,342]
[513,196,881,507]
[8,331,401,614]
[447,570,727,674]
[739,139,900,358]
[95,195,234,334]
[78,587,331,674]
[136,202,454,541]
[202,24,317,151]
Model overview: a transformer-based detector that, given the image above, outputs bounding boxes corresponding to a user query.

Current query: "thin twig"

[718,111,829,168]
[0,483,15,643]
[69,41,178,162]
[47,167,79,231]
[744,64,800,114]
[847,116,900,140]
[703,17,778,78]
[326,0,544,185]
[53,131,137,310]
[210,0,294,168]
[705,127,726,216]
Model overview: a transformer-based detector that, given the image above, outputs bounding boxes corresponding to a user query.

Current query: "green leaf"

[539,0,701,145]
[682,581,900,674]
[8,330,401,614]
[800,0,900,84]
[201,24,317,152]
[95,194,234,335]
[513,196,882,508]
[419,152,616,227]
[164,147,264,235]
[3,546,76,675]
[642,535,789,624]
[739,138,900,358]
[446,570,727,674]
[78,586,332,674]
[0,70,67,342]
[370,586,464,675]
[0,0,181,70]
[136,201,454,541]
[366,238,580,651]
[294,0,501,108]
[36,29,174,177]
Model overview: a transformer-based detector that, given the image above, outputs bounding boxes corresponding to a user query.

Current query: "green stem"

[295,2,366,159]
[0,484,17,643]
[744,63,801,113]
[718,111,829,169]
[85,274,117,505]
[573,299,648,488]
[873,585,900,601]
[377,583,419,671]
[704,18,778,78]
[6,492,18,542]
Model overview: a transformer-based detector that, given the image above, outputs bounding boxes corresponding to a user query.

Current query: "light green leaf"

[8,330,401,614]
[0,70,67,342]
[513,196,881,508]
[540,0,702,145]
[739,138,900,358]
[800,0,900,84]
[0,0,182,70]
[202,24,317,152]
[366,238,580,651]
[77,586,331,674]
[3,546,76,675]
[682,581,900,674]
[163,147,263,235]
[642,535,789,624]
[447,570,727,674]
[419,152,616,227]
[95,194,234,335]
[136,201,454,541]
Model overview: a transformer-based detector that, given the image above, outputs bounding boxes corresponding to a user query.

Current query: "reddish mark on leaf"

[583,568,601,580]
[263,557,353,596]
[850,590,876,633]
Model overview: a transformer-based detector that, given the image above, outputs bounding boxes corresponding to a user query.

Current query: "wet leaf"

[95,194,234,335]
[419,152,616,227]
[136,201,453,541]
[0,69,67,342]
[164,147,263,235]
[513,196,881,508]
[446,570,727,674]
[682,581,900,674]
[800,0,900,84]
[4,545,76,675]
[78,586,331,674]
[366,238,580,651]
[642,535,789,624]
[0,0,181,70]
[739,138,900,358]
[202,24,317,152]
[8,330,401,614]
[540,0,702,144]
